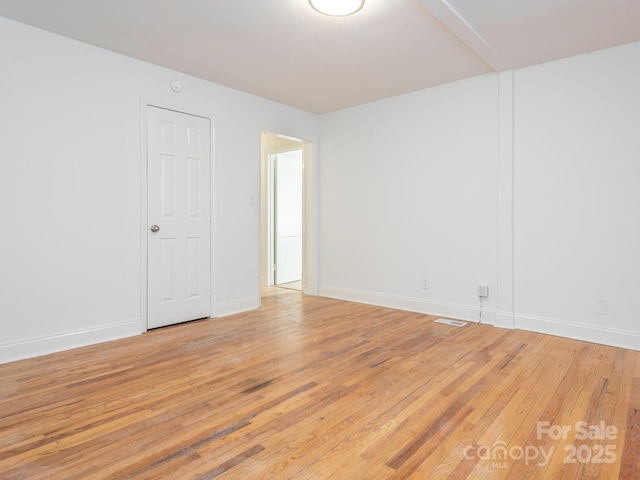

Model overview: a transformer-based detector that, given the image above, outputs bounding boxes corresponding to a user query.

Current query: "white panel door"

[147,106,211,329]
[275,151,302,285]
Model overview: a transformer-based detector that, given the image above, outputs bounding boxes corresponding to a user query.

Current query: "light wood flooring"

[1,288,639,479]
[276,281,302,291]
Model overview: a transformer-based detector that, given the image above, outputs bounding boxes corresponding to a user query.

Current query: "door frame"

[260,132,316,295]
[140,98,216,331]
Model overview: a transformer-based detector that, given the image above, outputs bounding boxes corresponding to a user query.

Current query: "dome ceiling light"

[309,0,365,16]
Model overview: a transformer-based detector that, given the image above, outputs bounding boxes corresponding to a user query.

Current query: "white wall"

[2,15,638,363]
[513,42,640,349]
[318,74,500,322]
[318,41,640,350]
[0,17,318,363]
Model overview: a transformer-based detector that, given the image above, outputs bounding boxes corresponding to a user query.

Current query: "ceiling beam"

[417,0,512,72]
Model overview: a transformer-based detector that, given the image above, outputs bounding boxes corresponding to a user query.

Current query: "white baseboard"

[0,318,142,364]
[495,311,516,329]
[216,296,260,317]
[318,285,495,325]
[516,313,640,351]
[317,286,640,351]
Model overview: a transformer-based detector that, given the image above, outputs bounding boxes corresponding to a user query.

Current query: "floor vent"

[435,318,467,327]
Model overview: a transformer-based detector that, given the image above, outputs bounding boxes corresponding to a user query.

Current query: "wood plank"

[0,288,638,479]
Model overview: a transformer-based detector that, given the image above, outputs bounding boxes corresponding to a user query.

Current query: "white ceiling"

[1,0,639,113]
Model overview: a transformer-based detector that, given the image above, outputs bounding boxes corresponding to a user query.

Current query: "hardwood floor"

[1,288,639,479]
[277,281,302,291]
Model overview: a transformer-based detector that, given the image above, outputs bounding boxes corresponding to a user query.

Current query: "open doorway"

[260,132,304,291]
[272,149,303,288]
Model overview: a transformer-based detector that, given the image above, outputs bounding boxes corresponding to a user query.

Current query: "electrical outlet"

[421,279,429,289]
[478,285,489,298]
[596,298,608,315]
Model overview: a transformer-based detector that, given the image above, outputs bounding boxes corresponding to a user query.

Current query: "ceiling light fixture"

[309,0,364,16]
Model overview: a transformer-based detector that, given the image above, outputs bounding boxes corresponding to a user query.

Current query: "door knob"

[150,225,160,233]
